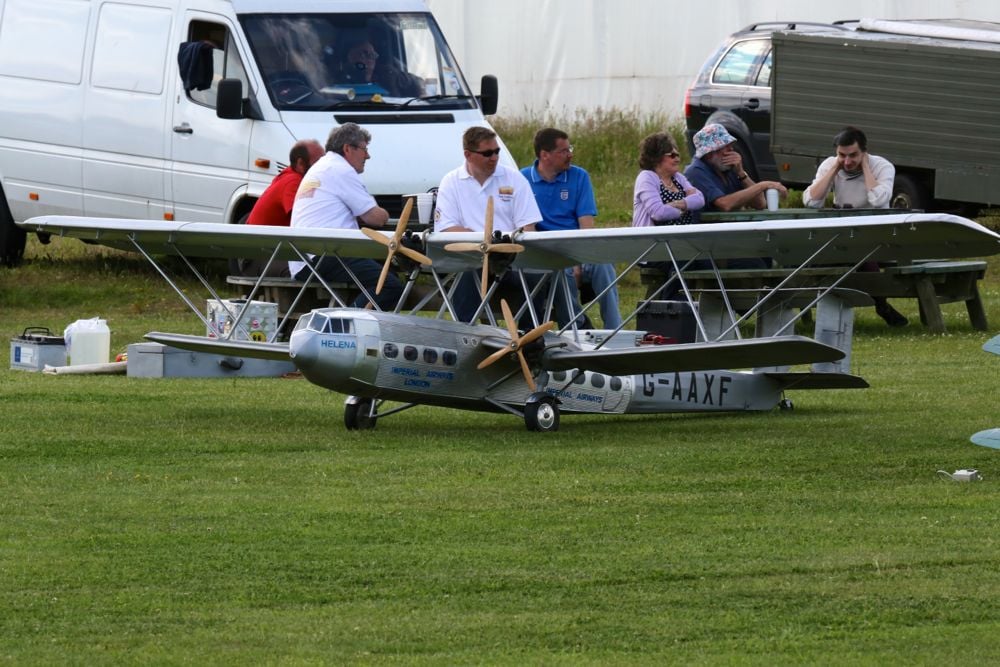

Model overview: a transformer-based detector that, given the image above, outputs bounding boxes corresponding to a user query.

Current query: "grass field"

[2,214,1000,662]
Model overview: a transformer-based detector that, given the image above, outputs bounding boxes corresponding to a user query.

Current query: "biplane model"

[17,206,1000,431]
[971,333,1000,449]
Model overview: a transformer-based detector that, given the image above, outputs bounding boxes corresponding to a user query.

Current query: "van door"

[83,1,173,220]
[170,13,253,223]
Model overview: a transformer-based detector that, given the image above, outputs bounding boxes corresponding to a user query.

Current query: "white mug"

[765,188,779,211]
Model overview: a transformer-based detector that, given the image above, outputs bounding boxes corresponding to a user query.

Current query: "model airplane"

[971,333,1000,449]
[18,208,1000,431]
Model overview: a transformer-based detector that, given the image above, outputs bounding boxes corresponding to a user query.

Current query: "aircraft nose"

[289,329,362,379]
[289,330,322,371]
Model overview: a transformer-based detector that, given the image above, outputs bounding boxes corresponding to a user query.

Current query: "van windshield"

[240,12,476,110]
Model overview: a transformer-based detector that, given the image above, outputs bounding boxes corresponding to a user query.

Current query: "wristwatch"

[737,171,749,180]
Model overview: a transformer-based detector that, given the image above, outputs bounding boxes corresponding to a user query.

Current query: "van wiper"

[318,100,406,111]
[401,94,475,107]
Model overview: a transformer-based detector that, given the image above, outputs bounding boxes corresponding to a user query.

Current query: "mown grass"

[2,141,1000,663]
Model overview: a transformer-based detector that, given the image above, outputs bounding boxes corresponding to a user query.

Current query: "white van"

[0,0,507,265]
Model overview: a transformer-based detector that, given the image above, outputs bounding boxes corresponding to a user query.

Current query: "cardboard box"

[207,299,278,342]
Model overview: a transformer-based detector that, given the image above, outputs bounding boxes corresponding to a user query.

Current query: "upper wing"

[541,335,843,375]
[422,213,1000,271]
[145,332,291,361]
[19,217,402,261]
[21,212,1000,272]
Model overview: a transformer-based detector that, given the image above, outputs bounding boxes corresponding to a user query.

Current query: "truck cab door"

[170,14,253,223]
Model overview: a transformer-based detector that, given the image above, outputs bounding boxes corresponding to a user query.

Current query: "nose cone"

[289,329,363,389]
[289,329,322,372]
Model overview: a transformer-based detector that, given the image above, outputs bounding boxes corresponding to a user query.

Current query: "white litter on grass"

[43,361,127,375]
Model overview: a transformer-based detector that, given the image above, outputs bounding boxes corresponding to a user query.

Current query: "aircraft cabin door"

[170,14,253,223]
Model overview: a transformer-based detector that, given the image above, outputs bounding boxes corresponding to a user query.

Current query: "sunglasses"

[470,148,502,158]
[665,151,680,159]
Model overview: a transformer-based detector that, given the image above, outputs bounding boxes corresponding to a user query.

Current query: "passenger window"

[755,51,773,87]
[713,39,769,85]
[186,20,250,108]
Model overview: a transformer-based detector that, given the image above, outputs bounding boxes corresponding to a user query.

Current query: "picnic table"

[640,260,988,333]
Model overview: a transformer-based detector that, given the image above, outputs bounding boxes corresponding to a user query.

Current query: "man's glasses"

[349,144,370,155]
[355,49,379,60]
[549,145,574,155]
[470,148,502,158]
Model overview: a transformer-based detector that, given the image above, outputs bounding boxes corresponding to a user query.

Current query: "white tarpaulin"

[426,0,1000,120]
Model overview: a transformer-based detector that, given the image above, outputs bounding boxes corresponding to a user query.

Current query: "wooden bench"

[639,260,989,333]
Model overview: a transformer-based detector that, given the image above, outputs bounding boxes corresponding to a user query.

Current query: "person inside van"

[288,123,403,311]
[332,35,422,98]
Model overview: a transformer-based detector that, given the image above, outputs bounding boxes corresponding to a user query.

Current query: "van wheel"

[228,210,254,276]
[0,192,25,267]
[891,173,928,211]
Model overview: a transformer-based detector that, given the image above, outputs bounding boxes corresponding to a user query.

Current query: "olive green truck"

[770,19,1000,214]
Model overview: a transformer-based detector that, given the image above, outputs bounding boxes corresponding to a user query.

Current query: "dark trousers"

[296,256,403,311]
[451,271,541,329]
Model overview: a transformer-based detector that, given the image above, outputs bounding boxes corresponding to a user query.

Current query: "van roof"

[231,0,429,13]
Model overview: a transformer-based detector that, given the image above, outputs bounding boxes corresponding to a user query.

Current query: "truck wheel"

[890,173,928,211]
[734,140,758,182]
[0,192,25,267]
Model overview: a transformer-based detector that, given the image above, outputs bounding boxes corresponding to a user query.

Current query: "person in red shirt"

[247,139,325,226]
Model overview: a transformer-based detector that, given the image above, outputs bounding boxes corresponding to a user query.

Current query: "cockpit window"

[324,318,353,334]
[240,12,474,110]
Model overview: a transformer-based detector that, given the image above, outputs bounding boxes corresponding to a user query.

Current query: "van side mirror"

[479,75,498,116]
[216,78,244,119]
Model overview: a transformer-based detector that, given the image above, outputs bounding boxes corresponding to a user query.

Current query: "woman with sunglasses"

[632,132,704,227]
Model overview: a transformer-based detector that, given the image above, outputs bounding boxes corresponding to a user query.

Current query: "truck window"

[240,12,474,109]
[712,38,769,86]
[186,20,250,108]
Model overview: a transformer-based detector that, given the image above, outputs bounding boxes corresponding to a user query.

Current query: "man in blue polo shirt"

[521,128,622,329]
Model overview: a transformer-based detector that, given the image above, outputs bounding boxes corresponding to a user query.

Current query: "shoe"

[875,300,908,327]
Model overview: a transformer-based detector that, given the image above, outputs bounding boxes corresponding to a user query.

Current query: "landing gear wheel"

[344,397,378,430]
[778,398,794,411]
[525,394,559,432]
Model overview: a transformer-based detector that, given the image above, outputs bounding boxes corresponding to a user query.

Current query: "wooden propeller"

[443,196,524,298]
[476,299,554,391]
[360,197,433,295]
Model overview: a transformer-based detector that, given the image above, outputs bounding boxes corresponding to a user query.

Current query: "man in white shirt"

[435,126,542,324]
[289,122,402,310]
[803,126,906,327]
[803,126,895,209]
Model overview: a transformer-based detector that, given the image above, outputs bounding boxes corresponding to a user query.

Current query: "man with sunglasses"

[288,122,403,311]
[521,127,622,330]
[435,126,541,324]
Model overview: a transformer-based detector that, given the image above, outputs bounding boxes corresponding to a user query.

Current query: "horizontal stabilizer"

[542,335,843,375]
[984,334,1000,356]
[971,428,1000,449]
[763,371,869,390]
[145,332,290,361]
